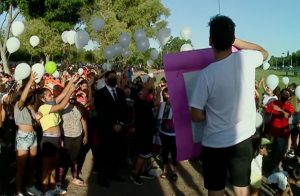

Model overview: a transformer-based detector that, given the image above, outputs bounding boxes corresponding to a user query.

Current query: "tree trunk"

[45,54,50,62]
[0,48,10,74]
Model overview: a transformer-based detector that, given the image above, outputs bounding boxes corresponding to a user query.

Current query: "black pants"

[160,133,177,167]
[64,135,82,164]
[97,131,126,179]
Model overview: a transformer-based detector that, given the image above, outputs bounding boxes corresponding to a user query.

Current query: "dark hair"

[209,15,235,51]
[160,77,167,83]
[104,70,116,79]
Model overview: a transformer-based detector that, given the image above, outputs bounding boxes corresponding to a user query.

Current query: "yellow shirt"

[39,104,61,131]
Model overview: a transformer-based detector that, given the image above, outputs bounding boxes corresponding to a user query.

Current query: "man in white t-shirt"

[190,15,268,196]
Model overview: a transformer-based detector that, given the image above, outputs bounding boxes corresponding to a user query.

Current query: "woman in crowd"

[157,87,178,181]
[130,86,156,186]
[14,72,42,196]
[57,90,88,186]
[36,76,77,195]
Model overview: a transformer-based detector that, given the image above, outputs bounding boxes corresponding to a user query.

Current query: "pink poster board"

[163,48,215,161]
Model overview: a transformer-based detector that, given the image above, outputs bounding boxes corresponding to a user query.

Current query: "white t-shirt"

[251,154,263,175]
[262,94,278,106]
[190,50,263,147]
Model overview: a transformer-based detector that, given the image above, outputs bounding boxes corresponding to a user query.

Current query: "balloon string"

[7,80,17,94]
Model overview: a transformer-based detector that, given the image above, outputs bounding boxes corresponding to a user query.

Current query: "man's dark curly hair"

[209,15,235,51]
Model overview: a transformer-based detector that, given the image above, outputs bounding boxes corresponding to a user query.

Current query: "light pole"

[282,52,285,68]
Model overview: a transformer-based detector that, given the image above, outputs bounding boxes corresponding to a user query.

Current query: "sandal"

[160,173,168,179]
[72,178,85,186]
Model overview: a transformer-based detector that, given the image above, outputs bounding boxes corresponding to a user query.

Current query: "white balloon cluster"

[103,32,132,60]
[61,30,90,49]
[157,28,171,46]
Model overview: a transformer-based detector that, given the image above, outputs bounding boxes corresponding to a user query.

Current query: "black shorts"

[202,137,254,190]
[40,136,60,157]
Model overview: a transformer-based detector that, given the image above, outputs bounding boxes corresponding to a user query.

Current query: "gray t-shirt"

[61,104,83,137]
[14,102,35,126]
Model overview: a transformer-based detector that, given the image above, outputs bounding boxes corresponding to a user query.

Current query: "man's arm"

[233,38,269,61]
[190,107,206,122]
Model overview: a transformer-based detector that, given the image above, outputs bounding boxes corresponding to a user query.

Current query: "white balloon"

[134,29,146,42]
[96,78,105,90]
[61,31,69,43]
[266,74,279,91]
[6,37,20,53]
[32,63,45,83]
[29,36,40,47]
[295,85,300,100]
[180,43,193,52]
[263,62,270,70]
[282,77,289,85]
[92,18,104,32]
[148,73,154,78]
[11,21,25,37]
[75,30,90,49]
[119,33,131,48]
[136,38,150,52]
[256,112,263,128]
[52,70,60,78]
[180,27,192,40]
[157,28,171,46]
[67,30,76,45]
[14,63,31,81]
[147,59,154,67]
[102,63,112,71]
[150,49,159,60]
[78,68,84,75]
[112,43,123,56]
[122,48,130,58]
[104,46,115,60]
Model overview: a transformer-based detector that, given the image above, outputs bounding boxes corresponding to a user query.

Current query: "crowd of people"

[0,64,177,196]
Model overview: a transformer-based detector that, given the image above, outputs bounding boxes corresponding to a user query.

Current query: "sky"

[1,0,299,58]
[160,0,300,57]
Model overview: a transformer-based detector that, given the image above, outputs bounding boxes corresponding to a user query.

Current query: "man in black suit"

[94,70,127,187]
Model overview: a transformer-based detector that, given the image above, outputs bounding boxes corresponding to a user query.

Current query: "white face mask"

[96,78,105,90]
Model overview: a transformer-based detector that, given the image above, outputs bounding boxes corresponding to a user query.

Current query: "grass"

[256,68,300,87]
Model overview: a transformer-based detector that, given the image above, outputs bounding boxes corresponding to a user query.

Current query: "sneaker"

[287,150,295,158]
[51,186,66,195]
[26,186,42,196]
[140,172,155,179]
[130,174,143,185]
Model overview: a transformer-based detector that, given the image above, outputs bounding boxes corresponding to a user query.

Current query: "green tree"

[0,0,92,73]
[80,0,169,66]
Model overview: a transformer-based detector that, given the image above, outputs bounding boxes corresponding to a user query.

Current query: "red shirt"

[266,100,294,138]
